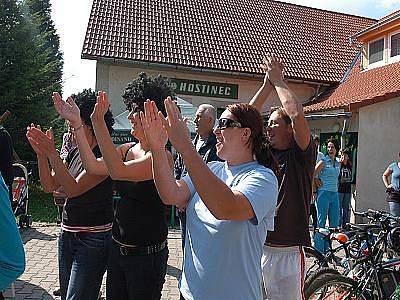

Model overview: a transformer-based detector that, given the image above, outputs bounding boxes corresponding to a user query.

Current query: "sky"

[49,0,400,98]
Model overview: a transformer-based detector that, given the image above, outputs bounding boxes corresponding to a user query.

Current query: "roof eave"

[350,12,400,43]
[82,53,335,86]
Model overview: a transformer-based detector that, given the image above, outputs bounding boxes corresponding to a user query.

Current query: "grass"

[27,182,58,223]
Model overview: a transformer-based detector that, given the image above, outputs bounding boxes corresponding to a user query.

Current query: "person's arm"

[314,160,325,178]
[265,54,310,150]
[27,125,60,192]
[52,92,110,176]
[91,91,166,182]
[143,99,256,220]
[27,126,107,198]
[249,74,274,113]
[383,167,393,188]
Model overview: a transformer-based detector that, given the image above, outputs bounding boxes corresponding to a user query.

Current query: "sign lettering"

[170,79,238,99]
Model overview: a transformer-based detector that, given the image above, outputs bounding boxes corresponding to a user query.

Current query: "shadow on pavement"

[7,279,53,300]
[167,264,181,280]
[19,226,58,244]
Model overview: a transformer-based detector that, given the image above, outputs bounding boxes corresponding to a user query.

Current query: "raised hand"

[140,100,168,151]
[163,97,192,155]
[91,91,110,123]
[52,92,81,128]
[26,124,45,157]
[260,53,285,86]
[26,125,57,157]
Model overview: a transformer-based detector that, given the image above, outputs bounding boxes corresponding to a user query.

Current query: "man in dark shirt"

[174,104,220,251]
[0,125,14,202]
[250,54,316,300]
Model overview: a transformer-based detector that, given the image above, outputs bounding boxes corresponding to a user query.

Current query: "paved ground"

[4,223,182,300]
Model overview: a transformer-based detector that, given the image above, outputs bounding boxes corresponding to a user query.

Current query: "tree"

[0,0,63,160]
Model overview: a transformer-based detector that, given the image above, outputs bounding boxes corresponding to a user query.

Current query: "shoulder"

[207,160,224,171]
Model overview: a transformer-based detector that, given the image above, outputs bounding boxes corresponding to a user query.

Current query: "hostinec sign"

[170,78,238,99]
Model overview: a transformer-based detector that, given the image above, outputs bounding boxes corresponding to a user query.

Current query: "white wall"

[95,61,317,116]
[356,97,400,212]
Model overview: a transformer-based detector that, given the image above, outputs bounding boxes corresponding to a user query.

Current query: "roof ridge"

[266,0,377,21]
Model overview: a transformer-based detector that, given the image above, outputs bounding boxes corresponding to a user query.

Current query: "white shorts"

[261,245,305,300]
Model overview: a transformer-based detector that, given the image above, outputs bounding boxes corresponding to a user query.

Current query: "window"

[390,32,400,59]
[368,38,384,65]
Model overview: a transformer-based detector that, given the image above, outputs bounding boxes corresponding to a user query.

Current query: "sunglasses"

[216,118,242,130]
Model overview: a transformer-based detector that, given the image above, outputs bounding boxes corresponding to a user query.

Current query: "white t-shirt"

[180,161,278,300]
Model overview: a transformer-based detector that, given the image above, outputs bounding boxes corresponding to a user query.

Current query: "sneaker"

[53,288,61,296]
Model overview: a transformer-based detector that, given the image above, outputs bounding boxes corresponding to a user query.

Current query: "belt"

[119,240,167,256]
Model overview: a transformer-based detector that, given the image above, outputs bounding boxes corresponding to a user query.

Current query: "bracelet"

[73,124,84,131]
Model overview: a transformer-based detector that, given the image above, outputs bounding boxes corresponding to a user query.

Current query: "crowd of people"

[0,53,399,299]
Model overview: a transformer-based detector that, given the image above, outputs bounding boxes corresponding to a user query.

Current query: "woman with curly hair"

[141,98,278,300]
[53,73,174,299]
[26,89,115,300]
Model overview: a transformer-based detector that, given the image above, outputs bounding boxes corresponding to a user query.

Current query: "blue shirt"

[0,175,25,291]
[388,162,400,191]
[319,156,340,192]
[180,161,278,300]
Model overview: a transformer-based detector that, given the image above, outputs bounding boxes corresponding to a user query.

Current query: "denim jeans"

[106,239,168,300]
[58,230,111,300]
[314,190,340,254]
[339,192,351,227]
[388,202,400,217]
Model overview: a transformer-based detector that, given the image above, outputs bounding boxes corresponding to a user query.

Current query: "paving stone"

[14,223,182,299]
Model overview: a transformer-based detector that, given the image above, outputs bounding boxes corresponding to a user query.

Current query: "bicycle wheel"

[304,246,328,280]
[306,272,368,300]
[304,267,340,296]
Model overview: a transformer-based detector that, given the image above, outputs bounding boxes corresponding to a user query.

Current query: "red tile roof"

[82,0,375,83]
[304,60,400,112]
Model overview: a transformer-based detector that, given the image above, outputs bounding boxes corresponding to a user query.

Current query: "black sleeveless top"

[63,146,114,227]
[113,144,168,246]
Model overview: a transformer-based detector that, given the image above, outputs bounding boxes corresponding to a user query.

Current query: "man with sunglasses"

[174,104,221,251]
[250,54,316,300]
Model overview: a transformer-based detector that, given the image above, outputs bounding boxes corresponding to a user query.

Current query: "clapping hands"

[260,53,285,86]
[140,97,192,155]
[53,92,82,129]
[91,91,110,123]
[26,125,57,157]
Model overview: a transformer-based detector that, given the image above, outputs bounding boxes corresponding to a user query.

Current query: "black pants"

[106,240,168,300]
[310,202,318,230]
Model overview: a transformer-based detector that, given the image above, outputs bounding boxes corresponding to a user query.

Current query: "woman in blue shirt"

[382,152,400,216]
[0,174,25,296]
[141,99,279,300]
[313,139,341,253]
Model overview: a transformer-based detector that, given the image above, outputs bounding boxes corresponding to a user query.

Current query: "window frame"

[389,29,400,63]
[367,36,386,68]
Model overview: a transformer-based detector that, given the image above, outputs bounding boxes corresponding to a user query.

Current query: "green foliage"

[0,0,63,160]
[122,72,176,115]
[28,182,58,223]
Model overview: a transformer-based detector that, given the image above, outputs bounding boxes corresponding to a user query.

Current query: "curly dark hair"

[122,73,175,116]
[71,89,114,134]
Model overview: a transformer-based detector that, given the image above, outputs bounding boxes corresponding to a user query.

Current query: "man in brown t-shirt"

[250,54,316,300]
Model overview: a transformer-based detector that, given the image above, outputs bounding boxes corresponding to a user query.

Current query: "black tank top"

[112,144,168,246]
[63,146,114,227]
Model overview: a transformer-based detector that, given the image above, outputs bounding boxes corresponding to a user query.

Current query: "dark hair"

[270,106,291,125]
[122,73,175,116]
[71,89,114,134]
[226,103,278,173]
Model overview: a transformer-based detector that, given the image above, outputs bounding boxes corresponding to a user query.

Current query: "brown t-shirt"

[266,137,316,247]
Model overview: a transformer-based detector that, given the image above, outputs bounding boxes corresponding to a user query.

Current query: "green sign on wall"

[170,78,238,99]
